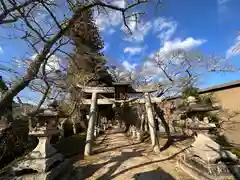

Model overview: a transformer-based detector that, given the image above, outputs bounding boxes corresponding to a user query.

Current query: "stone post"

[132,126,136,138]
[122,122,126,131]
[102,117,107,131]
[129,125,132,136]
[144,92,159,152]
[140,114,145,132]
[136,130,141,142]
[94,126,98,138]
[99,115,103,130]
[84,92,97,156]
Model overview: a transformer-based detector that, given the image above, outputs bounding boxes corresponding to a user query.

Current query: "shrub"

[53,132,86,157]
[182,86,200,99]
[230,148,240,158]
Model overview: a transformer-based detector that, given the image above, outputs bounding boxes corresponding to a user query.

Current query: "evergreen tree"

[0,76,8,92]
[70,7,104,52]
[68,7,112,87]
[66,6,113,131]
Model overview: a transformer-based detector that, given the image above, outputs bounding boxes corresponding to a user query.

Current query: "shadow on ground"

[71,146,189,180]
[73,150,144,180]
[94,142,142,154]
[132,168,175,180]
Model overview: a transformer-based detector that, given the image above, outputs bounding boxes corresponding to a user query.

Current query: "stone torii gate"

[77,84,162,156]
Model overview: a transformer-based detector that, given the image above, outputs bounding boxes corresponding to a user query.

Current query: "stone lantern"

[12,102,66,177]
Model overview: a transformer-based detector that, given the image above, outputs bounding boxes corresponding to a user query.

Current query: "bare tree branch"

[0,0,147,112]
[0,0,40,24]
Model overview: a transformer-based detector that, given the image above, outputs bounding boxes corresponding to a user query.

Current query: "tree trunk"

[144,92,159,152]
[84,92,97,156]
[153,104,173,151]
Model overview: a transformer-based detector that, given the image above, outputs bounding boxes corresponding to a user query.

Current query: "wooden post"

[144,92,159,152]
[84,92,97,156]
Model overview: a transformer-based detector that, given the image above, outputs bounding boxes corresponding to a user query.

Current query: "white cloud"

[120,60,164,84]
[141,61,163,76]
[226,35,240,58]
[126,15,137,31]
[123,17,177,43]
[108,28,116,35]
[46,55,62,72]
[124,46,144,55]
[122,60,137,71]
[96,14,176,44]
[32,54,62,73]
[101,43,109,52]
[95,11,122,31]
[111,0,126,8]
[0,47,3,54]
[153,17,177,42]
[159,37,206,55]
[218,0,231,5]
[94,0,126,32]
[119,37,206,84]
[118,61,139,82]
[217,0,231,15]
[123,21,152,42]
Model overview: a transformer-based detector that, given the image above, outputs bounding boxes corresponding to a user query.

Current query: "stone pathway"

[69,128,194,180]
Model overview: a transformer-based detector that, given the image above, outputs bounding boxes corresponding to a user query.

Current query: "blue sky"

[0,0,240,104]
[98,0,240,87]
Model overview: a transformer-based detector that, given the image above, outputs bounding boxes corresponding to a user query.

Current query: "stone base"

[135,131,142,142]
[12,153,63,173]
[5,159,72,180]
[132,132,136,139]
[177,155,237,180]
[187,156,230,176]
[153,146,160,153]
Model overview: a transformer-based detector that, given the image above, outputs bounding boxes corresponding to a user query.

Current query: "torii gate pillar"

[84,92,97,156]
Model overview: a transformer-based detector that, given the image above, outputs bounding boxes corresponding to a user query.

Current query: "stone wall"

[210,86,240,146]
